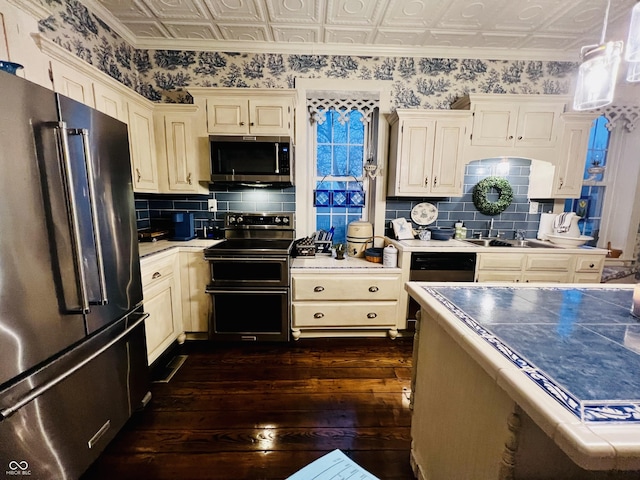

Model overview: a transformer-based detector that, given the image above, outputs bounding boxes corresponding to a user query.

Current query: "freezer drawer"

[0,314,149,479]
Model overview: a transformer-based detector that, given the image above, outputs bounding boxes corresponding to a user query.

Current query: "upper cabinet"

[387,110,472,197]
[190,87,296,136]
[126,97,159,193]
[452,94,569,164]
[50,60,96,108]
[153,104,201,194]
[529,113,596,199]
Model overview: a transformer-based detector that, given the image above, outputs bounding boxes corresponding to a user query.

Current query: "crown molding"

[131,36,580,62]
[6,0,51,19]
[81,0,139,46]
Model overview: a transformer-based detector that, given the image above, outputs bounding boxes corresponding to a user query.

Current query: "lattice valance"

[594,105,640,132]
[307,91,379,125]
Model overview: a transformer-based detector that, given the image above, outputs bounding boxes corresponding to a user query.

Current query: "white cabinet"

[387,110,471,197]
[291,270,402,339]
[141,251,183,365]
[476,251,605,283]
[529,113,595,199]
[452,94,565,148]
[51,60,95,107]
[126,98,159,192]
[93,82,126,121]
[189,87,295,136]
[179,251,211,334]
[154,104,201,193]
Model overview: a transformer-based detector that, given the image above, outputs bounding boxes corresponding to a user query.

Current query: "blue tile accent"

[424,286,640,423]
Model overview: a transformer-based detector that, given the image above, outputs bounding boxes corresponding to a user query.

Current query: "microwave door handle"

[53,123,90,314]
[76,128,108,305]
[274,142,280,173]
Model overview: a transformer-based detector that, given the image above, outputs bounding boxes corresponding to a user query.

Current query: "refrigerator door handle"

[73,128,108,305]
[0,312,149,421]
[53,122,91,314]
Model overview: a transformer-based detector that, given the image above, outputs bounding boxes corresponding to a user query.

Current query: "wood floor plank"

[81,338,414,480]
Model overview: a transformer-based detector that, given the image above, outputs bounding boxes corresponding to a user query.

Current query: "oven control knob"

[237,216,244,224]
[228,216,236,224]
[282,217,289,224]
[274,217,281,224]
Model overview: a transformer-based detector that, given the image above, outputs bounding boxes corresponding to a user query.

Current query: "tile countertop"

[406,282,640,471]
[138,238,223,259]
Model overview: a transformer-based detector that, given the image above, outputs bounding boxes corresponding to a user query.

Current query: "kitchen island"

[406,282,640,479]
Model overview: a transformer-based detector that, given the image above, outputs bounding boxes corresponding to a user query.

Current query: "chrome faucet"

[487,218,494,238]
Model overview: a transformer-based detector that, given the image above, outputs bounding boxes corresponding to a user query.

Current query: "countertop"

[389,237,609,255]
[138,238,223,259]
[291,254,401,273]
[406,282,640,470]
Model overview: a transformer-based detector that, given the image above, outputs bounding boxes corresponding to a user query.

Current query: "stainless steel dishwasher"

[408,252,477,322]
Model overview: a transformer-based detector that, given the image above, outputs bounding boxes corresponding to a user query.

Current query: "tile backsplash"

[385,158,554,240]
[135,186,296,233]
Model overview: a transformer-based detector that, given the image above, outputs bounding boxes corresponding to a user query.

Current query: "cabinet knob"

[152,272,161,279]
[508,135,514,140]
[369,286,379,293]
[314,286,324,292]
[433,176,438,186]
[590,263,595,268]
[424,176,428,186]
[517,136,523,140]
[367,312,377,319]
[239,122,245,126]
[559,178,564,188]
[187,172,192,185]
[135,168,141,182]
[314,312,324,319]
[250,122,254,126]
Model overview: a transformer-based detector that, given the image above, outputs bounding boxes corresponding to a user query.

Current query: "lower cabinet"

[291,270,402,339]
[141,251,183,365]
[179,251,211,334]
[476,252,605,283]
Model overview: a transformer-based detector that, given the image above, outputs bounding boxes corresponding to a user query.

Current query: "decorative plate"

[410,202,438,226]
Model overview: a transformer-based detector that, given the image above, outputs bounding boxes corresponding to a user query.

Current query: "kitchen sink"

[462,238,558,248]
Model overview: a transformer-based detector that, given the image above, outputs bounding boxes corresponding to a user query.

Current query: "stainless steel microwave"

[209,135,293,187]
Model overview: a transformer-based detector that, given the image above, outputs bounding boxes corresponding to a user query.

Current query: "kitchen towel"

[537,213,556,240]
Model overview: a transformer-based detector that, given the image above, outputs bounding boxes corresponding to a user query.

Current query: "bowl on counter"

[427,227,455,241]
[546,234,593,247]
[364,247,383,263]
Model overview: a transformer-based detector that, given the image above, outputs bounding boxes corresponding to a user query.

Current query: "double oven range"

[204,212,294,342]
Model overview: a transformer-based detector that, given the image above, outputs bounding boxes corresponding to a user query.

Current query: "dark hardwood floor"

[82,337,414,479]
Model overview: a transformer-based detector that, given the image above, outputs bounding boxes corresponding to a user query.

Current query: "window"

[307,94,379,244]
[565,115,610,243]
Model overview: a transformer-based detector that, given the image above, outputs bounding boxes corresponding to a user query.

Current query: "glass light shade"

[627,60,640,82]
[573,41,623,111]
[626,2,640,62]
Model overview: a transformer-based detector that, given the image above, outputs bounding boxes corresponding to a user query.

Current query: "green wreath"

[472,176,513,216]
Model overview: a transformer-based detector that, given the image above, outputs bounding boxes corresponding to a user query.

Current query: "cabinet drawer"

[292,275,400,301]
[141,254,176,287]
[574,255,605,273]
[573,272,603,283]
[477,254,523,271]
[525,254,572,271]
[292,302,398,328]
[522,271,571,283]
[476,271,521,283]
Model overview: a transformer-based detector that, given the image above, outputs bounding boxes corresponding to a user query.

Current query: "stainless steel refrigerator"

[0,71,149,479]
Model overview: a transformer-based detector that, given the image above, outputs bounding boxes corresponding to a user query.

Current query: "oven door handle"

[206,288,289,295]
[204,257,289,262]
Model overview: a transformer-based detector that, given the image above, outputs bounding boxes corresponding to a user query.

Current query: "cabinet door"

[249,98,292,135]
[93,82,126,121]
[515,104,562,147]
[431,118,468,196]
[51,62,95,107]
[552,116,592,198]
[395,119,435,195]
[206,97,248,134]
[163,114,198,192]
[180,252,211,332]
[143,275,181,365]
[470,105,517,147]
[127,101,159,192]
[476,271,522,282]
[522,271,571,283]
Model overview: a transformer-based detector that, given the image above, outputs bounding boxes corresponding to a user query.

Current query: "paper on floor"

[286,449,380,480]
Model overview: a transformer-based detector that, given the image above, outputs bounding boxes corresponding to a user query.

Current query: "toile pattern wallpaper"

[37,0,577,107]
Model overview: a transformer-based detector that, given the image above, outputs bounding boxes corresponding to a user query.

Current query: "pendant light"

[573,0,623,111]
[625,1,640,81]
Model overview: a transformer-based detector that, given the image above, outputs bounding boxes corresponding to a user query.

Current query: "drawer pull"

[314,286,325,292]
[590,263,595,268]
[152,272,161,279]
[367,312,377,319]
[369,286,379,293]
[314,312,324,319]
